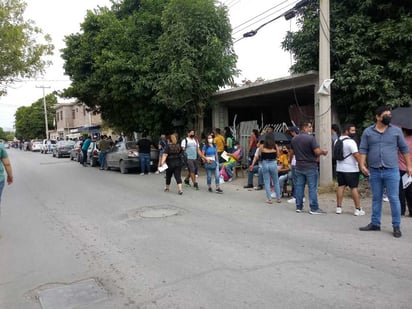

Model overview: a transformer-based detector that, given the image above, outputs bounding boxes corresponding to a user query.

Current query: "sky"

[0,0,298,131]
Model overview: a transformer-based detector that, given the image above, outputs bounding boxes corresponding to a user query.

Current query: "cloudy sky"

[0,0,298,130]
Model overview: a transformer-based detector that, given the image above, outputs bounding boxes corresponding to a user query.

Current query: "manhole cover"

[128,205,184,219]
[38,279,107,309]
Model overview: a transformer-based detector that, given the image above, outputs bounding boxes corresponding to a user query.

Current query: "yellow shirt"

[214,135,226,153]
[278,154,290,169]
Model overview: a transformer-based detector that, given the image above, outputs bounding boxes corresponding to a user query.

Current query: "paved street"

[0,149,411,308]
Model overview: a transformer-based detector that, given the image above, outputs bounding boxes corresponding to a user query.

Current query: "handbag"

[180,151,188,166]
[204,160,217,170]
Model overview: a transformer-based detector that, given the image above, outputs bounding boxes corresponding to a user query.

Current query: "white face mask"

[208,138,213,143]
[234,146,238,149]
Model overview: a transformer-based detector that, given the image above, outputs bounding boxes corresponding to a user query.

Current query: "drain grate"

[127,205,185,219]
[38,278,108,309]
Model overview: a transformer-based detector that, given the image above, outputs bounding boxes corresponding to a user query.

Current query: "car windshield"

[126,142,137,150]
[60,141,75,146]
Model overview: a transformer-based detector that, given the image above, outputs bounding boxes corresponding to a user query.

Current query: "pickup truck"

[40,139,57,154]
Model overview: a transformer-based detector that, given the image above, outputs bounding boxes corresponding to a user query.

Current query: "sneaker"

[354,208,365,216]
[139,173,144,176]
[228,178,233,182]
[295,208,303,213]
[336,207,342,214]
[309,208,326,215]
[178,191,183,195]
[208,187,212,193]
[383,196,389,202]
[216,188,223,194]
[288,197,296,204]
[287,197,305,204]
[254,185,263,191]
[155,170,160,174]
[243,184,253,189]
[393,227,402,238]
[193,183,199,190]
[184,179,191,187]
[359,223,380,231]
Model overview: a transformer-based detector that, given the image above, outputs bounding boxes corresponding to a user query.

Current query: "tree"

[14,93,57,140]
[61,0,237,136]
[281,1,412,127]
[155,0,237,134]
[0,0,54,95]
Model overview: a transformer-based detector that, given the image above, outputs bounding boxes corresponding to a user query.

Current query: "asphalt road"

[0,149,411,308]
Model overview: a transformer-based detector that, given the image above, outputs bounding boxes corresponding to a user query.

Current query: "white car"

[31,141,43,152]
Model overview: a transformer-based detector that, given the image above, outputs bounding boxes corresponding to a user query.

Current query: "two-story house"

[54,101,102,140]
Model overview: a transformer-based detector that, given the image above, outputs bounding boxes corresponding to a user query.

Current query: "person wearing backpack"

[334,124,365,216]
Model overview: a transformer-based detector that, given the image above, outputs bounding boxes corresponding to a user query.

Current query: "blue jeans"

[247,164,264,186]
[206,165,220,186]
[279,171,292,193]
[295,168,319,211]
[99,151,107,169]
[81,149,88,165]
[369,168,401,228]
[223,161,236,179]
[291,165,296,197]
[262,160,280,201]
[139,153,150,174]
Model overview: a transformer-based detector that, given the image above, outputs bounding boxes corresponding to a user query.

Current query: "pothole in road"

[26,278,108,309]
[127,204,185,219]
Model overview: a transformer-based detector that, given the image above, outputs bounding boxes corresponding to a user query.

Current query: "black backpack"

[332,137,351,161]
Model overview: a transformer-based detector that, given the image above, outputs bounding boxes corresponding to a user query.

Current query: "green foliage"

[14,93,57,140]
[282,1,412,127]
[0,0,54,95]
[61,0,237,136]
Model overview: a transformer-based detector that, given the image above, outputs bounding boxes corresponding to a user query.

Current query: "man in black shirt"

[137,133,153,175]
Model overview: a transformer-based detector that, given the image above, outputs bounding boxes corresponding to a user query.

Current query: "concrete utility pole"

[36,85,51,139]
[318,0,332,186]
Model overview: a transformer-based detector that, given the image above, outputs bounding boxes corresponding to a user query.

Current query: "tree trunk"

[194,103,204,137]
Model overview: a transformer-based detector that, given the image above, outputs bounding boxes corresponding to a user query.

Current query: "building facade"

[54,102,102,140]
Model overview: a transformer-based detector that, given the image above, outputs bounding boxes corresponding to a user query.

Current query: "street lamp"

[36,85,51,139]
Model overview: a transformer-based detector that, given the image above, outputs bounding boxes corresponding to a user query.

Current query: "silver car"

[106,141,158,174]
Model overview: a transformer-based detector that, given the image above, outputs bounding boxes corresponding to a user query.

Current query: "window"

[72,110,75,119]
[56,112,59,121]
[60,111,63,120]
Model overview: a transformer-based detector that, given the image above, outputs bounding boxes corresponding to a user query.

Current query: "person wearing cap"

[359,106,412,238]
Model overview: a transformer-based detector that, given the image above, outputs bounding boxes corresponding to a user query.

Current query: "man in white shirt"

[335,123,365,216]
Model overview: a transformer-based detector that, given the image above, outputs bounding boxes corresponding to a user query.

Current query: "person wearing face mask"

[335,123,365,216]
[202,135,223,193]
[359,106,412,238]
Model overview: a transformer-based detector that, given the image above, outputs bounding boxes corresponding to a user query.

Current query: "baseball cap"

[287,126,299,134]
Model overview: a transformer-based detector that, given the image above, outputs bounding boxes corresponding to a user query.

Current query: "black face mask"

[283,150,288,154]
[348,133,357,139]
[189,134,195,138]
[381,115,391,125]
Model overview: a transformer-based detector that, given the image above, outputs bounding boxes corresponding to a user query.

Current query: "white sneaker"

[354,208,366,216]
[336,207,342,214]
[271,192,276,199]
[383,196,389,202]
[287,197,305,204]
[139,173,144,176]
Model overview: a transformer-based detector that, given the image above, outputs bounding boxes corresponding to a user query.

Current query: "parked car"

[106,141,159,174]
[31,141,43,152]
[70,141,83,161]
[86,141,100,167]
[53,140,75,158]
[40,139,57,154]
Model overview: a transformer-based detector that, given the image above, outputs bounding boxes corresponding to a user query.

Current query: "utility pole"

[318,0,332,186]
[36,85,51,139]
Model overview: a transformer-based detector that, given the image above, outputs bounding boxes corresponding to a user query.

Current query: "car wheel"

[120,161,128,174]
[57,153,61,158]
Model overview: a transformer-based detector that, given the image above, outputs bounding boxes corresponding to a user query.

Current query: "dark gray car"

[106,141,159,174]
